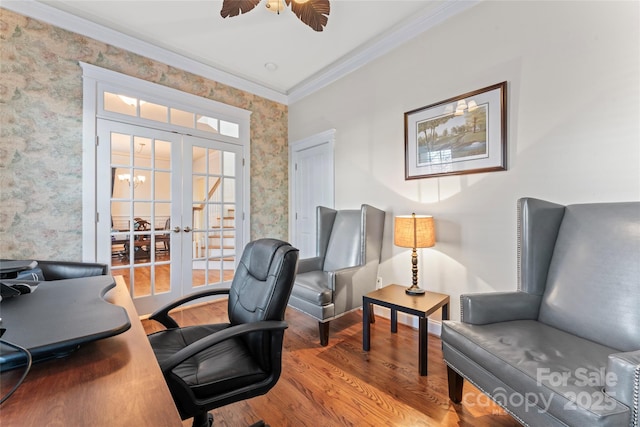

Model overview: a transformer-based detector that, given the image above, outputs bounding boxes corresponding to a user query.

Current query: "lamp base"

[405,286,426,295]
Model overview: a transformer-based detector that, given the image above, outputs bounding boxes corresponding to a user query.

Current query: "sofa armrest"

[605,350,640,422]
[330,265,374,313]
[329,265,361,291]
[296,257,323,274]
[462,291,541,325]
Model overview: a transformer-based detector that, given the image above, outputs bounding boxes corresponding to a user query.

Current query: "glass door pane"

[97,119,182,315]
[184,135,243,294]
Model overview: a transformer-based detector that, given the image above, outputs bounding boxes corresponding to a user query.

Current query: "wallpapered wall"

[0,8,289,260]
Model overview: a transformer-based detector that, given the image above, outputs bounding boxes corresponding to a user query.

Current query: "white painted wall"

[288,1,640,324]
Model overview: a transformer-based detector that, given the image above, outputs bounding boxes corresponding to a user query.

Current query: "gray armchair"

[288,204,385,346]
[441,197,639,427]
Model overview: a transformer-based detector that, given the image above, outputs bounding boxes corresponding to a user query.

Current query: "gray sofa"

[441,198,639,427]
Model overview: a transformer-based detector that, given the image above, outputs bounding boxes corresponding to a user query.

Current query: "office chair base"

[191,412,213,427]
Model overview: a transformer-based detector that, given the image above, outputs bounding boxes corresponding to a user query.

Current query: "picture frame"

[404,81,507,180]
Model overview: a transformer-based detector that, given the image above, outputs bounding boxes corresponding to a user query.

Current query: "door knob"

[183,226,192,233]
[173,226,181,233]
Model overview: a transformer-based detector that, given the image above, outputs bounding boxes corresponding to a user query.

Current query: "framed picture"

[404,81,507,180]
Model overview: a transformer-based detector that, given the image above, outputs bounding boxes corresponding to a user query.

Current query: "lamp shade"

[394,214,435,249]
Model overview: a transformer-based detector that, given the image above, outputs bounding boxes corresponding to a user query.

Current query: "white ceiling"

[6,0,478,103]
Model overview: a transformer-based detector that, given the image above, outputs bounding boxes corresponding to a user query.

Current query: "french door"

[96,119,243,314]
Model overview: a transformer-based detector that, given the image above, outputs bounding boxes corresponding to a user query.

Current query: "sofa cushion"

[442,319,630,427]
[290,271,333,305]
[538,202,640,351]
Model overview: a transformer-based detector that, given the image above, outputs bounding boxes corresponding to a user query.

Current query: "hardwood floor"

[112,255,235,297]
[142,301,520,427]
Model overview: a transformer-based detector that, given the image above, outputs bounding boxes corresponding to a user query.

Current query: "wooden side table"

[363,284,450,376]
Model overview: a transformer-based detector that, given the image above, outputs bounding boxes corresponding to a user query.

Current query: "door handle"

[183,226,192,233]
[173,226,181,233]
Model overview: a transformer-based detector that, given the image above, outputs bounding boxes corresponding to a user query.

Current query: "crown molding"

[1,0,289,104]
[287,0,480,104]
[3,0,479,106]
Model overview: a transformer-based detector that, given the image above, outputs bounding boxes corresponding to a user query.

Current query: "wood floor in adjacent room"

[142,301,520,427]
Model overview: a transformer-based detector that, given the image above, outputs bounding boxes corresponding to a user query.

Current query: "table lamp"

[394,213,435,295]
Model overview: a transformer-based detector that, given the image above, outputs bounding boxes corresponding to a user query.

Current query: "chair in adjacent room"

[287,204,386,346]
[156,217,171,254]
[122,217,152,260]
[147,238,299,427]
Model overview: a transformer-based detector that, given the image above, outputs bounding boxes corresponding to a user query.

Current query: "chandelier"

[118,173,146,188]
[220,0,330,32]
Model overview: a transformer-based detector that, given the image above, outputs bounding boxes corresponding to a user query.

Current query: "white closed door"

[290,130,335,258]
[97,120,243,314]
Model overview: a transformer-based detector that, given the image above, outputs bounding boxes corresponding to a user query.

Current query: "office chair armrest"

[149,288,231,329]
[159,320,288,373]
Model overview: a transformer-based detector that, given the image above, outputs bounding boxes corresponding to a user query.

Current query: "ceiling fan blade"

[286,0,330,32]
[220,0,262,18]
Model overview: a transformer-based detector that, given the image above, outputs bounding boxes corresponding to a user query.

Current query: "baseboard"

[428,319,442,337]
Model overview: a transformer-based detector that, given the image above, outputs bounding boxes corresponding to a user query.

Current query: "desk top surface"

[364,284,449,315]
[1,275,131,369]
[0,276,182,426]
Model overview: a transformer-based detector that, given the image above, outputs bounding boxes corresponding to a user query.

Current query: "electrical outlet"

[376,277,382,288]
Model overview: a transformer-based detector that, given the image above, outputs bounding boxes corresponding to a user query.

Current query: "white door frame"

[289,129,335,257]
[81,63,251,263]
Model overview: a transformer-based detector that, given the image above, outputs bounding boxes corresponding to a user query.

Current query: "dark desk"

[0,276,182,426]
[363,284,450,376]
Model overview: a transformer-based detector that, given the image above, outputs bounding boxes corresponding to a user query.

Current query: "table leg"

[442,302,449,321]
[391,309,398,333]
[419,317,428,376]
[363,300,371,351]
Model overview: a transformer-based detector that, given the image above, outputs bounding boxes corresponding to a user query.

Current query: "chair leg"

[447,366,464,403]
[318,321,330,346]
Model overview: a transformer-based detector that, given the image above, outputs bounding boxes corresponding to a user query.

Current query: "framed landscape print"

[404,81,507,180]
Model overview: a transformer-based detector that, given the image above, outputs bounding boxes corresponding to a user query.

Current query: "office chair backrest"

[35,260,108,281]
[228,238,299,368]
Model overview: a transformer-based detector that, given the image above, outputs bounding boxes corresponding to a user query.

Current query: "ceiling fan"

[220,0,331,32]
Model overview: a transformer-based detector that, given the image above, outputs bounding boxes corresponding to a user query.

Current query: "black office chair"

[148,238,299,427]
[0,260,107,281]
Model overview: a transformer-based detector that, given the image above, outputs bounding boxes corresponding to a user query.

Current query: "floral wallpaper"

[0,8,289,260]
